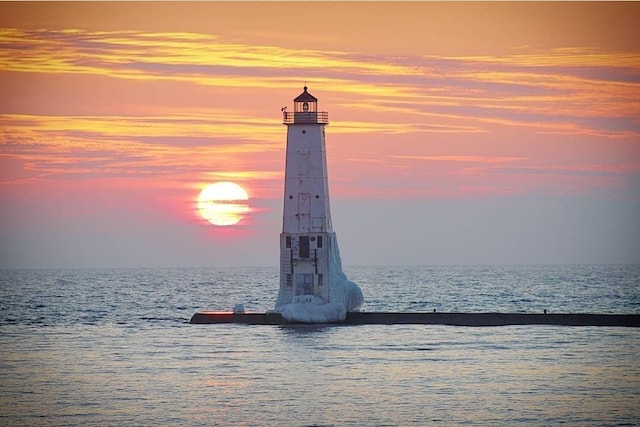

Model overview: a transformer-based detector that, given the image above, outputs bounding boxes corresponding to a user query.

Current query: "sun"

[197,182,250,226]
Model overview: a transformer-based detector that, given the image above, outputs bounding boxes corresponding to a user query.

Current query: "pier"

[190,311,640,327]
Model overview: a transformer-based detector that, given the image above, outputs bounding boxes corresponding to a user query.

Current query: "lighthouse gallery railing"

[283,111,329,125]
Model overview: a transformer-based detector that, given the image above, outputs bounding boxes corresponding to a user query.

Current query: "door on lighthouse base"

[295,273,314,297]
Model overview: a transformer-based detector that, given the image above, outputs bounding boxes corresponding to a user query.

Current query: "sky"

[1,1,639,269]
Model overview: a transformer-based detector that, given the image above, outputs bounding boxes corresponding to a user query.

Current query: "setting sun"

[197,182,249,226]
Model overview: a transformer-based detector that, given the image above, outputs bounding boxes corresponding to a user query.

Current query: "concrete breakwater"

[190,311,640,327]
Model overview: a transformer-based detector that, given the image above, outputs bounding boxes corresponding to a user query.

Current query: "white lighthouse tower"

[275,86,363,323]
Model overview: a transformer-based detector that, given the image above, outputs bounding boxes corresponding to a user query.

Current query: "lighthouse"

[275,87,363,323]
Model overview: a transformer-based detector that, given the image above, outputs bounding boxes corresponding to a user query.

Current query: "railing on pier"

[283,111,329,125]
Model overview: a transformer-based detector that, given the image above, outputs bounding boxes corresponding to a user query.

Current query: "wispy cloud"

[1,27,639,200]
[2,28,638,137]
[0,113,282,187]
[393,155,528,163]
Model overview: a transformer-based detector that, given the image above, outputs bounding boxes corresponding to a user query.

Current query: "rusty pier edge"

[189,311,640,327]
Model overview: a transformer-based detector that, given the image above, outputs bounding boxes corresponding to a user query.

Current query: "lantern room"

[294,86,318,113]
[283,86,329,125]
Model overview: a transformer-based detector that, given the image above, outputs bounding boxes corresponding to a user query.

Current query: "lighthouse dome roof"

[293,86,318,102]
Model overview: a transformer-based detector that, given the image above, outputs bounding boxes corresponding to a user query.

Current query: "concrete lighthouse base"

[189,311,640,327]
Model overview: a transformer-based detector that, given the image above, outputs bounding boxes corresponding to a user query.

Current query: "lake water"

[1,265,639,426]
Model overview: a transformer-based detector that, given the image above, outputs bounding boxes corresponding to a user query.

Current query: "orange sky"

[1,2,639,268]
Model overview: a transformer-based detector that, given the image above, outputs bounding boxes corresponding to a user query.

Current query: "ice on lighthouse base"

[280,296,346,323]
[275,233,364,323]
[280,275,363,323]
[279,253,363,323]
